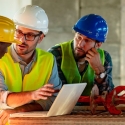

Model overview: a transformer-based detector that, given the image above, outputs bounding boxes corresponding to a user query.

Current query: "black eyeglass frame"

[15,29,43,41]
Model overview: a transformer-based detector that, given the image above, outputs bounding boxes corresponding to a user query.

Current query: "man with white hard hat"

[0,5,62,124]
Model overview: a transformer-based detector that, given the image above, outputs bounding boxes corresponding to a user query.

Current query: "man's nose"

[78,40,85,47]
[18,35,26,43]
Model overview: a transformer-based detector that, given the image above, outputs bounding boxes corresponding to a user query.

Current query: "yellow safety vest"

[0,48,54,125]
[60,40,105,95]
[0,48,53,92]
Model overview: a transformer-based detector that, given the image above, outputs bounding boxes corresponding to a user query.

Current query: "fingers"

[85,48,99,61]
[38,87,54,96]
[91,48,98,53]
[40,86,55,93]
[44,83,54,88]
[0,109,18,125]
[34,88,53,100]
[42,83,60,93]
[39,85,59,95]
[86,53,92,59]
[31,84,60,101]
[0,111,8,125]
[3,116,8,125]
[87,48,98,57]
[0,110,2,118]
[85,51,94,62]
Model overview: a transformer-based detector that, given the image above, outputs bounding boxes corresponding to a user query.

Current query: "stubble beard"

[74,48,86,60]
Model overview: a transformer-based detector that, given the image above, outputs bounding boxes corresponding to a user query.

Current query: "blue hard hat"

[73,14,108,42]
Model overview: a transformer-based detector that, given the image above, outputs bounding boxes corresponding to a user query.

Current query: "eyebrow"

[17,29,39,35]
[77,33,95,41]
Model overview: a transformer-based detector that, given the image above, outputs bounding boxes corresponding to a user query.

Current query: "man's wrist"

[95,71,106,79]
[95,66,105,75]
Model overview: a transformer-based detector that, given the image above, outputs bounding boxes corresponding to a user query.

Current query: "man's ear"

[38,34,44,43]
[96,42,102,49]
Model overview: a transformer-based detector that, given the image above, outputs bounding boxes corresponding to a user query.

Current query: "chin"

[75,54,85,60]
[16,49,24,55]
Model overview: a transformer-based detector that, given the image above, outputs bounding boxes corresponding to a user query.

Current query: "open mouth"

[17,44,27,50]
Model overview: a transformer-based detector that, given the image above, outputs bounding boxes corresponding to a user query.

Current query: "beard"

[74,47,86,60]
[16,43,28,55]
[13,42,36,56]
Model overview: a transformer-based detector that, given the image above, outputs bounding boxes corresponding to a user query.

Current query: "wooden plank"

[9,111,125,125]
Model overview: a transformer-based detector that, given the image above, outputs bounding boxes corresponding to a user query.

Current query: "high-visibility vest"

[0,48,54,125]
[60,40,105,95]
[0,48,53,92]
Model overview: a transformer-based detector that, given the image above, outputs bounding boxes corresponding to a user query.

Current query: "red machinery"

[78,86,125,115]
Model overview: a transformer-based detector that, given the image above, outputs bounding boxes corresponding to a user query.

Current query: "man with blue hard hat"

[48,14,114,99]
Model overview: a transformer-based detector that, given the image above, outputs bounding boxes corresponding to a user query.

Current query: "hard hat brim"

[13,39,22,44]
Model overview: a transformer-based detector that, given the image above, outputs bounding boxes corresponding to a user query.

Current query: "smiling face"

[73,32,97,60]
[14,26,44,57]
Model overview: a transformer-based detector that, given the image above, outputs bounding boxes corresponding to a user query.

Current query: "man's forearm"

[6,91,33,108]
[15,101,43,112]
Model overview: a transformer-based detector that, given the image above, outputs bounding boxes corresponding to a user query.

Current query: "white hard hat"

[13,5,49,35]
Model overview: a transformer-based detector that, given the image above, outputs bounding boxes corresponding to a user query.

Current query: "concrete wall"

[0,0,31,18]
[121,0,125,85]
[33,0,123,86]
[33,0,78,49]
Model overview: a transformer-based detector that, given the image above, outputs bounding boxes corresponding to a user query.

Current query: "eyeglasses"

[15,29,42,41]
